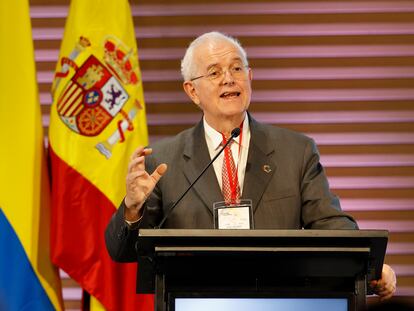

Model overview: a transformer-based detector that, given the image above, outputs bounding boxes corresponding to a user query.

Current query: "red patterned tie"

[222,138,241,204]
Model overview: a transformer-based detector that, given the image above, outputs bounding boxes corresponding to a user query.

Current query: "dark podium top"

[136,229,388,297]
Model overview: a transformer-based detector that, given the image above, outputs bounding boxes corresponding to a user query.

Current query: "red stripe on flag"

[57,82,77,112]
[66,95,83,117]
[61,88,83,117]
[49,147,154,311]
[70,100,84,117]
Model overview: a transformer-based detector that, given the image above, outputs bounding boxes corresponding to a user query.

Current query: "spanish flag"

[49,0,152,310]
[0,0,63,310]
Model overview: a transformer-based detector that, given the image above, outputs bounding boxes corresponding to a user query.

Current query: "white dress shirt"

[203,115,250,195]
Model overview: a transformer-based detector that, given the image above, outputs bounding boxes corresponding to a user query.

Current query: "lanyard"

[221,121,244,202]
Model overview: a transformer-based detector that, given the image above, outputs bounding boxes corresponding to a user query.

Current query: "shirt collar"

[203,114,249,150]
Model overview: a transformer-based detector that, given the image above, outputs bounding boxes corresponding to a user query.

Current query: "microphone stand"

[156,128,241,228]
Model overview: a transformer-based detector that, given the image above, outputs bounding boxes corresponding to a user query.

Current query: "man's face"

[183,40,252,128]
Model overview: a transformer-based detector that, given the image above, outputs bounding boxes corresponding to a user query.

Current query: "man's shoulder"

[253,120,314,145]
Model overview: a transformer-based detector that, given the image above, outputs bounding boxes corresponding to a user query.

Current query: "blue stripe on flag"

[0,209,54,311]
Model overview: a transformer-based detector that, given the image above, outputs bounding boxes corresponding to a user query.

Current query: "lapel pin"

[263,165,272,173]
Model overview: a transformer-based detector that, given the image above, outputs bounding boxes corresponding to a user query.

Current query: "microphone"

[156,127,241,228]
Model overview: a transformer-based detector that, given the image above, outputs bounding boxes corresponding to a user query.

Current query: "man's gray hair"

[180,31,249,81]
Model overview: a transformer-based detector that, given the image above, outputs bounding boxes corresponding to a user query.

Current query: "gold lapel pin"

[263,164,272,173]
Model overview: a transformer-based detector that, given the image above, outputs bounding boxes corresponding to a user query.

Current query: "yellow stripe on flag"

[50,0,148,207]
[49,0,152,310]
[0,0,63,309]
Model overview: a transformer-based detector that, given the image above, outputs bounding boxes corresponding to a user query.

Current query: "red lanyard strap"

[221,122,244,202]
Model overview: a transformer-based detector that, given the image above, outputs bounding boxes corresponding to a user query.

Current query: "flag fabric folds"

[49,0,152,310]
[0,1,63,310]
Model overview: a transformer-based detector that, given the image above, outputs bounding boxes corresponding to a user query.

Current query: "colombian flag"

[0,0,63,310]
[49,0,153,310]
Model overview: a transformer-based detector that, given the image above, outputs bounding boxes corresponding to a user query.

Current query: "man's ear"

[248,67,253,81]
[183,81,200,106]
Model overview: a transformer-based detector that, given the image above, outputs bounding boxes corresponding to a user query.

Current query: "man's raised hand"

[124,146,167,221]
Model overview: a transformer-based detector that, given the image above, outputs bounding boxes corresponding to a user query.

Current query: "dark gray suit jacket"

[105,116,358,262]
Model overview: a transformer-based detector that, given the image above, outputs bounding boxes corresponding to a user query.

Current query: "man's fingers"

[127,170,147,181]
[151,163,168,184]
[379,291,394,301]
[129,147,153,172]
[156,163,168,175]
[130,146,152,160]
[130,146,145,160]
[128,163,167,187]
[128,156,145,173]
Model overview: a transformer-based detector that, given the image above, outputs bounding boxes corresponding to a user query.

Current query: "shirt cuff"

[124,215,142,230]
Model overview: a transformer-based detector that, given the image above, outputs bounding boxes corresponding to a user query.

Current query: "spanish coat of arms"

[53,36,142,158]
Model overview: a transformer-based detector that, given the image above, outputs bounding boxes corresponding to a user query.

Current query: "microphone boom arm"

[156,127,241,228]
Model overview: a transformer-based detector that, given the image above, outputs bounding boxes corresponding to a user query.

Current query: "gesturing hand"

[124,146,167,221]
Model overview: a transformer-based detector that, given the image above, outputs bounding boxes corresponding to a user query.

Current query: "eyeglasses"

[190,64,249,82]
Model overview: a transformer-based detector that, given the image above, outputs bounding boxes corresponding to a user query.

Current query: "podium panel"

[136,229,388,311]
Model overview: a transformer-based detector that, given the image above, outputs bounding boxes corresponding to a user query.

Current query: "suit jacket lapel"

[181,116,277,215]
[182,120,223,214]
[242,117,276,213]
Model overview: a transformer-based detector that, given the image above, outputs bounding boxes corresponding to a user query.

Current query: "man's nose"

[221,69,235,85]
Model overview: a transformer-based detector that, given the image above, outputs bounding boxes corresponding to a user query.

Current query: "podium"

[136,229,388,311]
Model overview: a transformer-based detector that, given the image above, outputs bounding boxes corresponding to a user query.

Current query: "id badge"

[213,199,253,229]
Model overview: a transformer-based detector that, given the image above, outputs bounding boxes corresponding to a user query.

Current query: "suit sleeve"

[300,138,358,229]
[104,152,165,262]
[104,199,140,262]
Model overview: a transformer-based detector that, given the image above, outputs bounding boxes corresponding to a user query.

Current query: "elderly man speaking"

[105,31,396,300]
